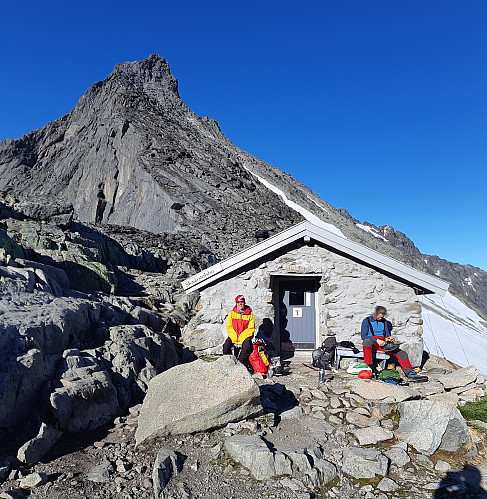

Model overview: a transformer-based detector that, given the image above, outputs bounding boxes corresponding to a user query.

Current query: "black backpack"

[312,336,337,370]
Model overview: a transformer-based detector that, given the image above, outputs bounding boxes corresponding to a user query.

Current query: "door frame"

[271,274,321,355]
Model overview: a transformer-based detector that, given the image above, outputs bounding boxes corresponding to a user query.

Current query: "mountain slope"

[0,54,485,320]
[351,219,487,321]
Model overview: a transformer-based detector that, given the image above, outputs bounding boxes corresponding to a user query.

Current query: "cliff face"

[0,55,302,257]
[0,54,485,319]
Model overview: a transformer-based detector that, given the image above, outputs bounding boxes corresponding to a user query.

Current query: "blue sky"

[2,1,486,270]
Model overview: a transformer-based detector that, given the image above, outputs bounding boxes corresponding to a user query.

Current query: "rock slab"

[152,448,179,498]
[136,356,263,445]
[18,472,48,489]
[398,400,469,455]
[342,447,389,479]
[17,423,62,464]
[225,435,276,480]
[352,426,394,446]
[86,459,114,483]
[346,379,420,402]
[437,365,479,390]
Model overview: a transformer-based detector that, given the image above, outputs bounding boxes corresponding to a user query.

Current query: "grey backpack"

[312,337,337,370]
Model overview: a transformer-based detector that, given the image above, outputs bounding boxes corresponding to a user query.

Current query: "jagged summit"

[74,54,182,123]
[113,53,173,79]
[84,54,180,106]
[116,54,177,87]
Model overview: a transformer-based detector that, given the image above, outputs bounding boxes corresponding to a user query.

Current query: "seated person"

[223,295,255,369]
[361,305,427,381]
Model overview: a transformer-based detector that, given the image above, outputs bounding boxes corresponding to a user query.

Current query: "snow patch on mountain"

[420,292,487,374]
[356,223,388,242]
[246,169,345,237]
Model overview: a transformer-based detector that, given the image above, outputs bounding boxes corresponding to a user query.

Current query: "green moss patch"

[459,396,487,422]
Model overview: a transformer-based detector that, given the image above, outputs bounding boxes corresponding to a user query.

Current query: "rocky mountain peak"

[75,54,181,116]
[113,54,172,79]
[112,54,179,96]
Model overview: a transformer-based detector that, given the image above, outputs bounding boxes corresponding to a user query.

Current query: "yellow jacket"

[226,305,255,345]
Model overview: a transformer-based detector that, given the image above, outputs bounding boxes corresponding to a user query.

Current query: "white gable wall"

[182,242,424,366]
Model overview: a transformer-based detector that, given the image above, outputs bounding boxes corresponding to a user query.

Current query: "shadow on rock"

[434,464,487,498]
[40,424,113,462]
[259,383,299,420]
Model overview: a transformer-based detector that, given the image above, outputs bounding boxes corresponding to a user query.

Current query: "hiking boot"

[366,364,379,379]
[407,371,428,382]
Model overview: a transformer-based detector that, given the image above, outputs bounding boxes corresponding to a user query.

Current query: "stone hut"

[181,222,449,366]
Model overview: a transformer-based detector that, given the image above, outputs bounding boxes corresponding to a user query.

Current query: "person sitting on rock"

[223,295,255,369]
[361,305,428,381]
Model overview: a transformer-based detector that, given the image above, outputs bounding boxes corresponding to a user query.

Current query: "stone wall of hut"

[182,243,424,365]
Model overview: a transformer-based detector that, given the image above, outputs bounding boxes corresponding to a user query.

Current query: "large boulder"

[0,349,57,431]
[0,294,103,431]
[50,354,119,432]
[398,400,469,455]
[180,323,226,356]
[60,243,118,293]
[13,199,73,225]
[0,294,101,355]
[0,266,35,293]
[136,356,263,445]
[105,325,180,409]
[16,259,70,290]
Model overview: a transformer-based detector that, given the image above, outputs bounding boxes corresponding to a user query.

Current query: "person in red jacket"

[223,295,256,367]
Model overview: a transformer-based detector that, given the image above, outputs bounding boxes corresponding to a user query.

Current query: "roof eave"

[182,221,450,296]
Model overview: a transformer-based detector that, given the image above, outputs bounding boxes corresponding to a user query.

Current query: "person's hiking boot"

[407,371,428,382]
[366,364,379,379]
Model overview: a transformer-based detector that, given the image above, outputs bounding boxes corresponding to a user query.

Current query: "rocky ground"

[2,356,487,499]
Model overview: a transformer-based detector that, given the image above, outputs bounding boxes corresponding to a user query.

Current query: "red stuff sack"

[249,344,269,375]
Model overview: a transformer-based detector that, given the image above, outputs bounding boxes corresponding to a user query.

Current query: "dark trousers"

[362,339,413,374]
[223,337,253,365]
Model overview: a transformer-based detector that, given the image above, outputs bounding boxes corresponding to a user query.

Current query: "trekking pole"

[319,368,326,385]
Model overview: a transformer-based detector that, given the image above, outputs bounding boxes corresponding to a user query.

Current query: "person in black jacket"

[361,306,427,381]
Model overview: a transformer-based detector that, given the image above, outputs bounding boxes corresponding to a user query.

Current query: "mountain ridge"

[0,54,485,319]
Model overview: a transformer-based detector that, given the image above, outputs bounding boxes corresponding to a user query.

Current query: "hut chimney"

[255,229,269,243]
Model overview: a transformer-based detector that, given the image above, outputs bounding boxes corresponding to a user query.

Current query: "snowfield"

[356,223,388,242]
[246,168,345,237]
[420,292,487,374]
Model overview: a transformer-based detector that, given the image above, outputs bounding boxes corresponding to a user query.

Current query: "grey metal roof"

[182,221,450,295]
